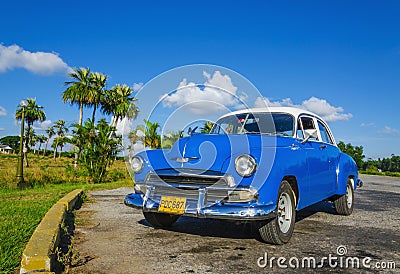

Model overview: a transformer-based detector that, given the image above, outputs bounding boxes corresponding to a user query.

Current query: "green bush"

[71,119,121,184]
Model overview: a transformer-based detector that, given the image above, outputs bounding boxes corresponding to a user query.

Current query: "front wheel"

[258,181,296,245]
[334,179,354,216]
[143,212,180,228]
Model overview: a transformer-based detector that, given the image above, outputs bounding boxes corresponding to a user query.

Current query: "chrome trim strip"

[145,181,235,191]
[143,185,153,207]
[197,188,206,214]
[146,172,225,181]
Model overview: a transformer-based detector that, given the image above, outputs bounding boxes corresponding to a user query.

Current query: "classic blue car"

[125,107,363,244]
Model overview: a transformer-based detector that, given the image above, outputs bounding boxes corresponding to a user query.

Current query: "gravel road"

[69,175,399,273]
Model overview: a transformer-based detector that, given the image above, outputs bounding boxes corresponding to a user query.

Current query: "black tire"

[334,179,354,216]
[143,211,179,228]
[258,181,296,245]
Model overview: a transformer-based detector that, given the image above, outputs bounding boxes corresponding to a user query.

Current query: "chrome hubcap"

[277,192,292,233]
[346,184,353,208]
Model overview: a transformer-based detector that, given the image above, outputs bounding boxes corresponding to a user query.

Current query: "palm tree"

[51,139,59,160]
[102,84,139,127]
[201,121,214,133]
[63,68,93,168]
[15,98,46,167]
[25,127,36,153]
[128,125,145,143]
[162,130,183,148]
[43,126,55,156]
[35,134,47,156]
[143,120,161,149]
[128,125,145,156]
[88,72,107,122]
[57,136,69,158]
[52,120,69,160]
[63,67,91,126]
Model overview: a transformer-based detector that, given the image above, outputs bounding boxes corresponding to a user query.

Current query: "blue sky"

[0,0,399,159]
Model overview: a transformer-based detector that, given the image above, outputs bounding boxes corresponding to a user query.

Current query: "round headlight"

[235,155,257,177]
[131,156,143,173]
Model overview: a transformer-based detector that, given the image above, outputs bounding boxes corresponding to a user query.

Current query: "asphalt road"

[69,175,399,273]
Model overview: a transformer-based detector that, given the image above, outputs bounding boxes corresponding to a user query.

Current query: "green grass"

[360,170,400,177]
[0,154,132,273]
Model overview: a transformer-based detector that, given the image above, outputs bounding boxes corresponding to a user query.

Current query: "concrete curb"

[20,189,83,274]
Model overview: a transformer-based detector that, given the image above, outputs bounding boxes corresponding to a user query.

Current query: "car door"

[316,119,340,195]
[297,115,329,205]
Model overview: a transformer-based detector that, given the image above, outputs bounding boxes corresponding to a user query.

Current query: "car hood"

[160,133,288,172]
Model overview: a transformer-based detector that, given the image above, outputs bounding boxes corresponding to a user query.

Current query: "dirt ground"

[68,175,399,273]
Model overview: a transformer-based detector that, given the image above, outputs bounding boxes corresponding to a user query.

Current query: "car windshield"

[210,113,294,136]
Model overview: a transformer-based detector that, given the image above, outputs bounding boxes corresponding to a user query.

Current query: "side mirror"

[301,129,318,144]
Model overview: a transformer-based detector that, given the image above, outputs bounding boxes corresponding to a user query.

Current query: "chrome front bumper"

[124,189,276,221]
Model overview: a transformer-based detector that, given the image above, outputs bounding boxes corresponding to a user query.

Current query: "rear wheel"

[143,212,180,228]
[334,179,354,216]
[258,181,296,245]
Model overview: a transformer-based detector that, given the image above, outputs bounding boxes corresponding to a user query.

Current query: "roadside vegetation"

[0,153,131,273]
[0,66,136,273]
[337,142,400,177]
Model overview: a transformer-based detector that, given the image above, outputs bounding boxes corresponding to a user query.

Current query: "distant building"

[0,145,14,154]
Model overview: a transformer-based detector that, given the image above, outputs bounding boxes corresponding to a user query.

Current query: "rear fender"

[336,152,358,195]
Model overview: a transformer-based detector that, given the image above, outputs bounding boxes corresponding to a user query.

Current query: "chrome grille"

[147,173,227,186]
[152,184,228,205]
[144,170,232,209]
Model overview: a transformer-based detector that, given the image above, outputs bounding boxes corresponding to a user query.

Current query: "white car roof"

[219,107,325,121]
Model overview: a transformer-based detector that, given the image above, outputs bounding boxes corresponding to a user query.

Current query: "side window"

[317,121,333,144]
[299,116,318,141]
[296,118,304,139]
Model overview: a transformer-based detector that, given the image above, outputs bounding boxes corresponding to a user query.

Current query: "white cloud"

[254,96,352,122]
[361,122,375,127]
[0,128,4,131]
[254,97,294,108]
[379,126,399,135]
[33,120,52,130]
[115,117,133,135]
[0,44,70,75]
[132,142,145,154]
[161,71,243,114]
[202,71,238,94]
[133,82,143,92]
[0,106,7,116]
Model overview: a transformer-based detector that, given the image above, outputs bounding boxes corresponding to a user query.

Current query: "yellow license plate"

[158,196,186,215]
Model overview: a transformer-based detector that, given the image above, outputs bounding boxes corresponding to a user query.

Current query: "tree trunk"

[37,143,42,157]
[59,146,63,158]
[24,124,31,167]
[92,104,97,123]
[79,102,83,126]
[24,151,29,167]
[74,151,78,169]
[43,141,48,157]
[75,105,83,169]
[53,147,57,160]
